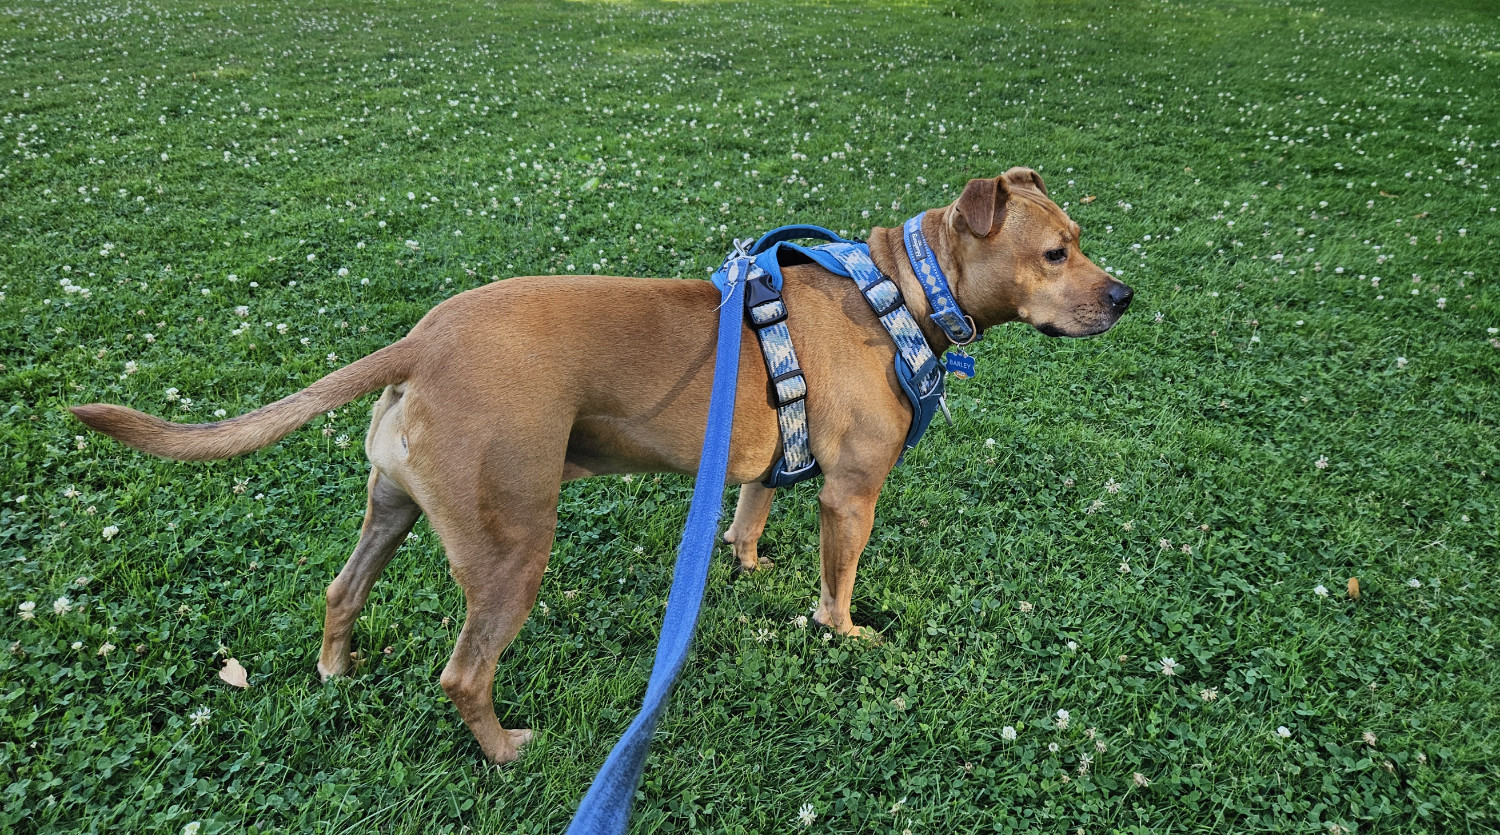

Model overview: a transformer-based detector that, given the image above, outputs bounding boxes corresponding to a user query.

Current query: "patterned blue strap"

[744,265,817,484]
[823,244,944,399]
[901,214,976,345]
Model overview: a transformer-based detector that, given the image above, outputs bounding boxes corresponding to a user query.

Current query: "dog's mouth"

[1034,314,1124,339]
[1033,283,1133,338]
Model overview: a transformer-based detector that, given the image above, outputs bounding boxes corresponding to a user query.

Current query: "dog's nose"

[1107,282,1134,312]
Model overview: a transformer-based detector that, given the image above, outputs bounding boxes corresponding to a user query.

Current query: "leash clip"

[939,393,953,426]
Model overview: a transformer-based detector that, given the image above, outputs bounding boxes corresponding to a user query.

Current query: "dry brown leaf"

[1347,577,1361,600]
[1080,195,1097,204]
[219,657,249,688]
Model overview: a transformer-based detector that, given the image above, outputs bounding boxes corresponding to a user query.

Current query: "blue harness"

[722,217,973,488]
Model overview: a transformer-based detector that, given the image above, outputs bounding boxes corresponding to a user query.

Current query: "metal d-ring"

[950,315,979,347]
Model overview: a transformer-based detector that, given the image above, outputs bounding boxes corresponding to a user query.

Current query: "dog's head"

[941,167,1132,338]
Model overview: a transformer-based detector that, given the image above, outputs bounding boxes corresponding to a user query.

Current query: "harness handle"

[749,224,850,255]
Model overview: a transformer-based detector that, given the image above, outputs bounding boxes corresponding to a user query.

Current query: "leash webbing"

[564,252,749,835]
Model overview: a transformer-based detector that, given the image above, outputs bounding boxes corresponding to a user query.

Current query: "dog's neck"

[868,210,1009,353]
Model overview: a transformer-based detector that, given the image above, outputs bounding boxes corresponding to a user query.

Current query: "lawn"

[2,0,1498,832]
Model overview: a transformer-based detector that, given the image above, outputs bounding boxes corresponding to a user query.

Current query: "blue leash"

[564,249,750,835]
[564,218,972,832]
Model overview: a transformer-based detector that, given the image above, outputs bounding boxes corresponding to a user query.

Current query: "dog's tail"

[70,338,416,462]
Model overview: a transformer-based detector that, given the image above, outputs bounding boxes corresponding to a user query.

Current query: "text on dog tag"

[945,353,976,379]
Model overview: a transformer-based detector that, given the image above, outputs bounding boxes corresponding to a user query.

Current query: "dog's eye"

[1044,247,1068,264]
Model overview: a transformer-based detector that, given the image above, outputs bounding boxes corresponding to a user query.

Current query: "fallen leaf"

[1347,577,1361,600]
[1080,195,1097,204]
[219,657,249,688]
[1379,191,1398,199]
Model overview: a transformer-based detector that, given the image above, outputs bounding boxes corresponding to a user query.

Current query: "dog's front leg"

[813,475,884,637]
[724,482,775,571]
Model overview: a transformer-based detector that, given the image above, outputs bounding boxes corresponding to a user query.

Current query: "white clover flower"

[1055,709,1070,730]
[183,822,202,835]
[1407,578,1421,588]
[54,596,72,615]
[1200,687,1219,702]
[1066,641,1078,652]
[1277,726,1292,739]
[1315,455,1329,470]
[1002,726,1017,741]
[102,525,120,541]
[1160,657,1178,677]
[1047,742,1060,753]
[189,706,211,727]
[1104,478,1121,494]
[793,615,808,629]
[338,267,349,277]
[1132,772,1150,787]
[1314,585,1329,598]
[18,601,36,620]
[797,803,816,827]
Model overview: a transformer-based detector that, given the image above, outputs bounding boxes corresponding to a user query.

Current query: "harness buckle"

[745,273,788,328]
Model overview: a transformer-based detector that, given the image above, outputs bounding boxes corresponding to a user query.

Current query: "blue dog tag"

[945,352,976,379]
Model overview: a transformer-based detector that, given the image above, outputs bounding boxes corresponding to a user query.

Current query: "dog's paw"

[811,614,881,644]
[315,659,348,682]
[733,555,774,574]
[485,728,535,766]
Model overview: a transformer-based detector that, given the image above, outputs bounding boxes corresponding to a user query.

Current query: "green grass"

[3,0,1499,831]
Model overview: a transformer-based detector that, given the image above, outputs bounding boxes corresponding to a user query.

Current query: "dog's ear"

[1002,166,1047,196]
[954,176,1001,238]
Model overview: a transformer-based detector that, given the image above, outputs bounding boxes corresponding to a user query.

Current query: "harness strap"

[744,265,819,486]
[822,243,947,457]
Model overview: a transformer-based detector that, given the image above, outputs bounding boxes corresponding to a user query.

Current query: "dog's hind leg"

[434,509,554,765]
[317,469,421,679]
[724,482,775,571]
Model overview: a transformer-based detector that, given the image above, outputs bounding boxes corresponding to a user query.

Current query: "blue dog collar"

[902,213,977,345]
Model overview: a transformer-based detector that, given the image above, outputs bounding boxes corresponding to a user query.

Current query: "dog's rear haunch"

[72,168,1132,765]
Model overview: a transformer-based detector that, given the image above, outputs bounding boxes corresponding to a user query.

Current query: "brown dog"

[71,167,1131,765]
